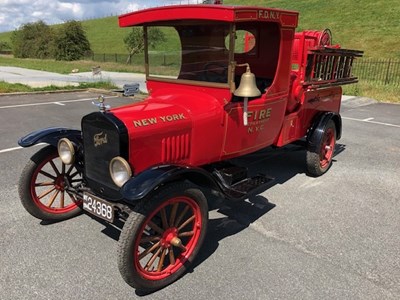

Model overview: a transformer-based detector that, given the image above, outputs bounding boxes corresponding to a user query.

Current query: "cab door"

[222,94,287,158]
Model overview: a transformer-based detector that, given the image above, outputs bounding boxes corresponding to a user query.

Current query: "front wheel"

[118,182,208,292]
[306,119,337,177]
[18,145,83,221]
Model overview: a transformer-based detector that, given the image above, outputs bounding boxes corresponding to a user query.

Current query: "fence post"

[103,53,106,62]
[115,53,117,63]
[384,59,392,85]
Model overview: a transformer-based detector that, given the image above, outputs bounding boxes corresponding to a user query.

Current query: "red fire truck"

[18,4,362,291]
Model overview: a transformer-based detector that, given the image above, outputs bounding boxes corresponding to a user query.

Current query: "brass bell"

[234,64,261,98]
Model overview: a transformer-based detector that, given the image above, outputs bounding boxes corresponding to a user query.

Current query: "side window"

[225,30,257,55]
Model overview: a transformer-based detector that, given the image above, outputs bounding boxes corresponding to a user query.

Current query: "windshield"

[146,22,232,85]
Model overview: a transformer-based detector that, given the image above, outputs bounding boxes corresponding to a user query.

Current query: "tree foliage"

[54,21,92,61]
[124,27,166,64]
[10,20,91,61]
[11,21,55,59]
[0,41,11,51]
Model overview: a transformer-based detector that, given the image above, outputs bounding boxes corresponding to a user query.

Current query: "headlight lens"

[58,138,75,165]
[109,157,132,187]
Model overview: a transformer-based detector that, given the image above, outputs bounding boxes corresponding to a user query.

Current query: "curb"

[0,88,88,97]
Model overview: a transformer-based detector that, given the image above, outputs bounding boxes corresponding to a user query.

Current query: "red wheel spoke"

[148,221,164,235]
[35,181,54,187]
[144,246,162,271]
[177,215,195,231]
[160,208,168,229]
[140,235,161,244]
[139,241,161,260]
[157,248,167,272]
[60,191,65,208]
[169,202,179,227]
[39,170,57,180]
[174,205,189,227]
[178,231,194,237]
[168,247,176,265]
[46,190,60,207]
[38,186,56,199]
[49,160,60,176]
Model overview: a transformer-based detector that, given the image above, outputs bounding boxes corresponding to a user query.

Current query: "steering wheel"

[203,62,228,83]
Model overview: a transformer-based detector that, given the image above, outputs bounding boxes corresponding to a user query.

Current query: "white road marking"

[0,96,118,109]
[362,117,374,121]
[0,143,45,154]
[54,102,66,106]
[0,146,23,154]
[342,116,400,128]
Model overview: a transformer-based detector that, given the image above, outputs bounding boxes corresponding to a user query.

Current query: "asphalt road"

[0,92,399,299]
[0,66,147,92]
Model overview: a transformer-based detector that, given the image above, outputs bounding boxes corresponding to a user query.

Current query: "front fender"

[18,127,82,148]
[121,165,220,204]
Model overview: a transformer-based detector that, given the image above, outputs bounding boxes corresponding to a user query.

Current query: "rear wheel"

[118,182,208,292]
[18,145,83,221]
[306,120,336,177]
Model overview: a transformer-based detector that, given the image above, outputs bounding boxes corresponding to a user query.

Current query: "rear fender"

[307,112,341,152]
[18,127,82,148]
[121,165,220,204]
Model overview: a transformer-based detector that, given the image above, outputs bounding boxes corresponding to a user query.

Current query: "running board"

[212,164,275,201]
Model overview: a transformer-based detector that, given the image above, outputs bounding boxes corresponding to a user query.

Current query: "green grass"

[1,1,398,58]
[0,80,118,93]
[226,0,400,59]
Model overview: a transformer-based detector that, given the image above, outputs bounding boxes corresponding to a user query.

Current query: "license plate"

[83,192,114,222]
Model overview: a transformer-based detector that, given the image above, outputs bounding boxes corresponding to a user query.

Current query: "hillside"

[0,0,399,58]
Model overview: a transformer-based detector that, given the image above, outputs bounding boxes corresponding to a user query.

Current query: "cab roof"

[119,5,298,28]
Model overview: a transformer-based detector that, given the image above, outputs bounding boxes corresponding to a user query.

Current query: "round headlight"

[109,157,132,187]
[58,138,75,165]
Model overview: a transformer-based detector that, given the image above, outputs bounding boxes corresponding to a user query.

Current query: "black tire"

[118,182,208,292]
[306,120,337,177]
[18,145,83,221]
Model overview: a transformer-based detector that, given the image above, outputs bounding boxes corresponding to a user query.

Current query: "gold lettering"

[148,117,157,125]
[160,116,166,122]
[172,114,179,121]
[248,127,254,134]
[258,10,280,20]
[266,108,271,118]
[259,109,266,120]
[142,119,149,126]
[178,113,186,119]
[133,120,142,127]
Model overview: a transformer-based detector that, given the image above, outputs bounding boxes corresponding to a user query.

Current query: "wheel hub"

[54,175,65,191]
[160,228,178,248]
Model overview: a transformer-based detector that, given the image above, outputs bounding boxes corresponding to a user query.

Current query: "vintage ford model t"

[18,4,362,292]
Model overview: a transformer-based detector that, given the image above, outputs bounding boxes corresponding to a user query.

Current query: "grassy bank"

[0,80,118,93]
[0,55,145,74]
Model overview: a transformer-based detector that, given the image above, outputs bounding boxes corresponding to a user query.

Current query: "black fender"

[18,127,82,148]
[307,112,341,152]
[121,165,221,204]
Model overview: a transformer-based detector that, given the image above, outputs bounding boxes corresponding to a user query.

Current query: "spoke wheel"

[19,145,83,221]
[306,119,337,177]
[118,182,208,292]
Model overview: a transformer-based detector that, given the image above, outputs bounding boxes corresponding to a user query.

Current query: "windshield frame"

[144,23,236,90]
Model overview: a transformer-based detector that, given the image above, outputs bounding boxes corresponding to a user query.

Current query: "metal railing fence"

[86,53,400,86]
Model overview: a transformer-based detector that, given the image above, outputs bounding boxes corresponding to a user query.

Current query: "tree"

[54,21,91,61]
[11,21,55,58]
[0,41,11,52]
[124,27,166,64]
